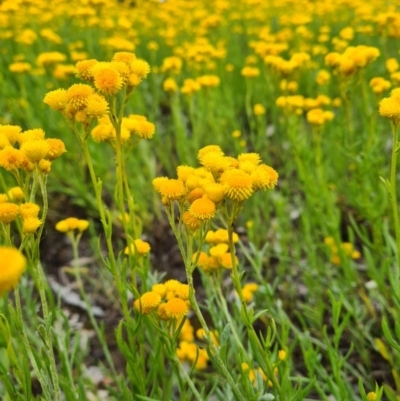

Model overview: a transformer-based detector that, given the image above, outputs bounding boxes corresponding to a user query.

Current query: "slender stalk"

[390,123,400,271]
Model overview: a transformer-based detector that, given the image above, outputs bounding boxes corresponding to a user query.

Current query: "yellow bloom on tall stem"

[0,247,26,295]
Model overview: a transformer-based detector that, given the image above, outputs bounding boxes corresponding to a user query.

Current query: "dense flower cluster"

[153,146,278,230]
[134,279,190,320]
[0,125,65,173]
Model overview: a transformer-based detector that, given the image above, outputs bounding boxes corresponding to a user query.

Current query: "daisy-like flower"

[43,89,68,111]
[67,84,94,112]
[22,217,42,234]
[156,179,186,201]
[0,247,26,295]
[0,203,19,223]
[251,165,279,190]
[92,63,123,95]
[220,169,254,201]
[75,59,98,81]
[19,203,40,219]
[85,94,109,118]
[0,147,27,171]
[20,140,49,163]
[134,291,162,314]
[164,298,189,319]
[182,210,202,231]
[124,239,151,256]
[189,197,216,220]
[45,139,66,160]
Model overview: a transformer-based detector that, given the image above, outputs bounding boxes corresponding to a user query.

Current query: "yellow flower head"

[129,59,151,83]
[220,169,253,201]
[189,197,216,220]
[177,165,195,183]
[253,104,266,116]
[198,145,224,163]
[56,217,89,233]
[85,94,109,118]
[124,239,151,256]
[175,283,190,300]
[0,147,29,171]
[163,77,178,93]
[182,210,202,231]
[152,283,167,298]
[134,291,162,314]
[92,63,123,95]
[164,279,181,292]
[75,59,98,80]
[38,159,52,174]
[251,165,279,190]
[0,125,21,145]
[19,203,40,219]
[164,298,189,319]
[22,217,42,234]
[156,179,186,201]
[112,52,136,66]
[20,140,49,163]
[200,152,230,173]
[45,139,66,160]
[0,203,19,223]
[203,183,225,203]
[0,247,26,295]
[379,96,400,123]
[18,129,45,145]
[43,89,68,111]
[7,187,24,202]
[67,84,94,112]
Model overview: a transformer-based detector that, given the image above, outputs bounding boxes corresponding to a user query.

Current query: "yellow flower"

[0,203,19,223]
[9,62,31,73]
[152,283,167,298]
[131,120,155,139]
[379,96,400,123]
[124,239,151,256]
[67,84,94,112]
[220,169,253,201]
[241,66,260,78]
[20,140,49,163]
[189,197,216,220]
[164,298,189,319]
[203,183,225,203]
[129,59,151,84]
[175,283,190,300]
[7,187,24,202]
[163,77,178,93]
[182,211,202,231]
[0,247,26,295]
[38,159,51,174]
[251,165,279,190]
[19,203,40,219]
[366,392,377,401]
[85,94,109,118]
[56,217,89,233]
[134,291,162,314]
[0,147,28,171]
[18,129,45,144]
[22,217,42,234]
[75,59,98,80]
[112,52,136,66]
[92,63,123,95]
[0,125,22,145]
[253,104,266,116]
[278,350,287,361]
[46,139,66,160]
[200,152,230,173]
[156,179,186,201]
[177,165,195,183]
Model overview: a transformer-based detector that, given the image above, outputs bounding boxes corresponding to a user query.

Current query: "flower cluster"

[324,237,361,265]
[44,52,151,125]
[124,238,151,257]
[153,146,278,230]
[134,279,190,320]
[325,45,380,77]
[0,125,66,173]
[191,228,239,272]
[176,319,218,370]
[91,114,155,144]
[55,217,89,233]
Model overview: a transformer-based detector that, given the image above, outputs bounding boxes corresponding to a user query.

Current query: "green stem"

[390,123,400,271]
